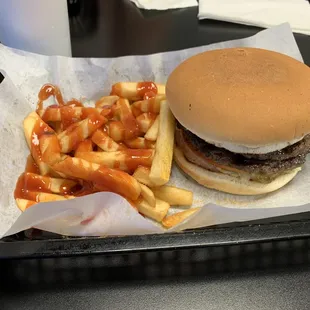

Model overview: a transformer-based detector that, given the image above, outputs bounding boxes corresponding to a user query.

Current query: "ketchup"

[137,82,157,99]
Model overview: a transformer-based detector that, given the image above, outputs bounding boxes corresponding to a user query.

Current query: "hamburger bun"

[174,146,301,195]
[166,48,310,154]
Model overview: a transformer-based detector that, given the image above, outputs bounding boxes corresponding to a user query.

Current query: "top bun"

[166,48,310,154]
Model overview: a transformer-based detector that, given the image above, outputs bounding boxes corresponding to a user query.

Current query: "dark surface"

[3,268,310,310]
[2,1,310,308]
[1,240,310,309]
[1,266,310,310]
[69,0,310,65]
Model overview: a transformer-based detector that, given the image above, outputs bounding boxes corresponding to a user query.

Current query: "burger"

[166,47,310,195]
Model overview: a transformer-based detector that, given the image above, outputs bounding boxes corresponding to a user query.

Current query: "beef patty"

[241,134,310,161]
[176,124,308,183]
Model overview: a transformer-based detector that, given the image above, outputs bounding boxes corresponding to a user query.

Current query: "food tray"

[1,58,310,260]
[1,5,310,259]
[2,235,310,310]
[1,211,310,259]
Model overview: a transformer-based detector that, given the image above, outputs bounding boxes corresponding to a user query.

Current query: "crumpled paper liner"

[1,23,310,238]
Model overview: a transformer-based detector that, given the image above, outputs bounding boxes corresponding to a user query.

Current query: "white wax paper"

[1,23,310,238]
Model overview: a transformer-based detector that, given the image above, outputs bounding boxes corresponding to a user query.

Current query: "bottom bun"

[174,146,301,196]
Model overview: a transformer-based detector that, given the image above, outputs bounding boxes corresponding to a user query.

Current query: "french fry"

[58,114,107,153]
[75,149,154,172]
[37,192,75,202]
[37,108,61,122]
[52,157,141,200]
[37,106,80,123]
[152,186,193,206]
[137,198,170,222]
[16,82,174,217]
[17,172,77,195]
[90,165,142,201]
[131,105,143,117]
[37,106,104,123]
[51,121,62,134]
[21,191,73,202]
[156,84,165,96]
[52,156,99,180]
[95,95,119,108]
[140,184,156,208]
[161,208,201,228]
[149,100,175,186]
[136,112,157,133]
[25,154,40,174]
[144,115,159,141]
[132,166,156,187]
[132,95,165,113]
[23,111,55,176]
[39,133,62,166]
[110,82,139,100]
[107,121,126,142]
[124,137,155,149]
[91,129,122,152]
[15,198,36,212]
[115,98,140,139]
[111,82,162,101]
[75,139,93,155]
[82,107,112,119]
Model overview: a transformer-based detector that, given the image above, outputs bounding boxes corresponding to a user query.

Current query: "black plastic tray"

[1,212,310,259]
[1,1,310,260]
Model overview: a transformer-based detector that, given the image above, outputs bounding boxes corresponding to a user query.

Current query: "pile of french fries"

[14,82,200,229]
